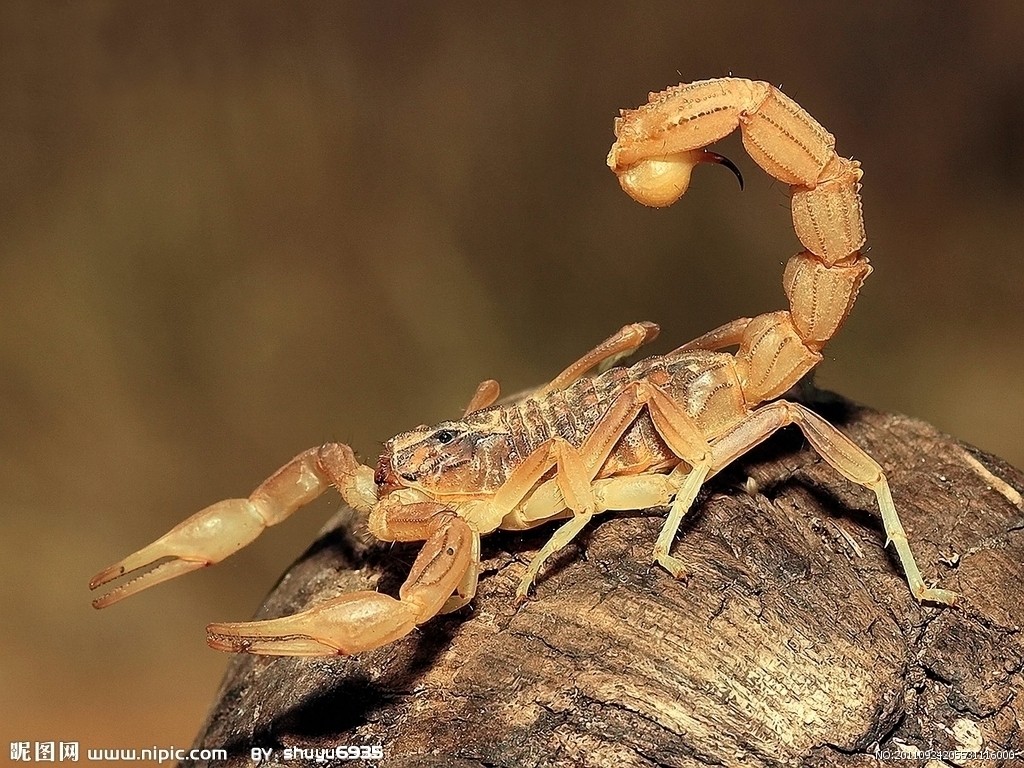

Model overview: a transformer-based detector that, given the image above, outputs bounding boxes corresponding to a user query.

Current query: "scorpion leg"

[639,383,714,579]
[513,378,714,595]
[511,411,654,598]
[464,379,501,415]
[515,511,595,602]
[468,436,597,600]
[207,501,475,655]
[514,473,677,529]
[464,322,660,417]
[673,317,752,353]
[89,443,377,608]
[707,401,957,605]
[542,321,660,393]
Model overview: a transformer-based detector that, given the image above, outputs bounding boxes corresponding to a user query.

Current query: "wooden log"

[188,391,1024,767]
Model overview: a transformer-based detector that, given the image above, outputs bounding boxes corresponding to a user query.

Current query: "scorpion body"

[400,348,744,502]
[91,77,956,657]
[501,350,745,482]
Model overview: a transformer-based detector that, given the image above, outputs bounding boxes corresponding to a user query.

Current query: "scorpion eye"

[432,429,458,445]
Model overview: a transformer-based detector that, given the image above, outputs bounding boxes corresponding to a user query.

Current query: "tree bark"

[186,391,1023,768]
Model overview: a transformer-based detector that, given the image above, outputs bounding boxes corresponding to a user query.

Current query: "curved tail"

[608,77,872,406]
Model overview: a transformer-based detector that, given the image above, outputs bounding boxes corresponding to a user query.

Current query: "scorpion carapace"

[90,77,955,657]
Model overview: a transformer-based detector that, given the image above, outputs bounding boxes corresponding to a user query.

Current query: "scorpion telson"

[91,77,955,658]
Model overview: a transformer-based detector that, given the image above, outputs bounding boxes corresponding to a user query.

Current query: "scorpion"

[90,77,957,656]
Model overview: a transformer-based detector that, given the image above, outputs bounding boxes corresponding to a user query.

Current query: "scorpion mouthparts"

[374,455,401,493]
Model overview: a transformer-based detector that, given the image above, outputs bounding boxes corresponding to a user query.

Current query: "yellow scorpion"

[91,77,957,656]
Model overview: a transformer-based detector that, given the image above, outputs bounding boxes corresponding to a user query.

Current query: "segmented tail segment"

[608,78,872,406]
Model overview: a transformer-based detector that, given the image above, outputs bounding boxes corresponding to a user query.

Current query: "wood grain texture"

[187,392,1023,767]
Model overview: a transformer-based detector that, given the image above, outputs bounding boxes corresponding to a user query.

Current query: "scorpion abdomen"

[501,350,747,480]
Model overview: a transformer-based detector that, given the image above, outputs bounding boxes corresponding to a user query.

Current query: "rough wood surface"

[187,392,1023,767]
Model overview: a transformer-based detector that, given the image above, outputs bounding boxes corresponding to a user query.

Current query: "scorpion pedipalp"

[90,444,378,609]
[208,503,476,656]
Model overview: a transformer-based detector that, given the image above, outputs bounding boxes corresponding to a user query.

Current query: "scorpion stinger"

[704,151,744,190]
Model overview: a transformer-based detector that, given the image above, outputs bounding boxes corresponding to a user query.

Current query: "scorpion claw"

[206,591,422,656]
[89,498,269,608]
[206,502,476,656]
[90,557,209,609]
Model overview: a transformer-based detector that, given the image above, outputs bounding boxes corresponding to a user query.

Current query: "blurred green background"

[2,2,1022,754]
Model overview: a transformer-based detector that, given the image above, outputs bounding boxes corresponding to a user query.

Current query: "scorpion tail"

[608,77,872,406]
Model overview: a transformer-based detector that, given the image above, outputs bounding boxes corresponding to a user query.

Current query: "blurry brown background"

[2,2,1022,755]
